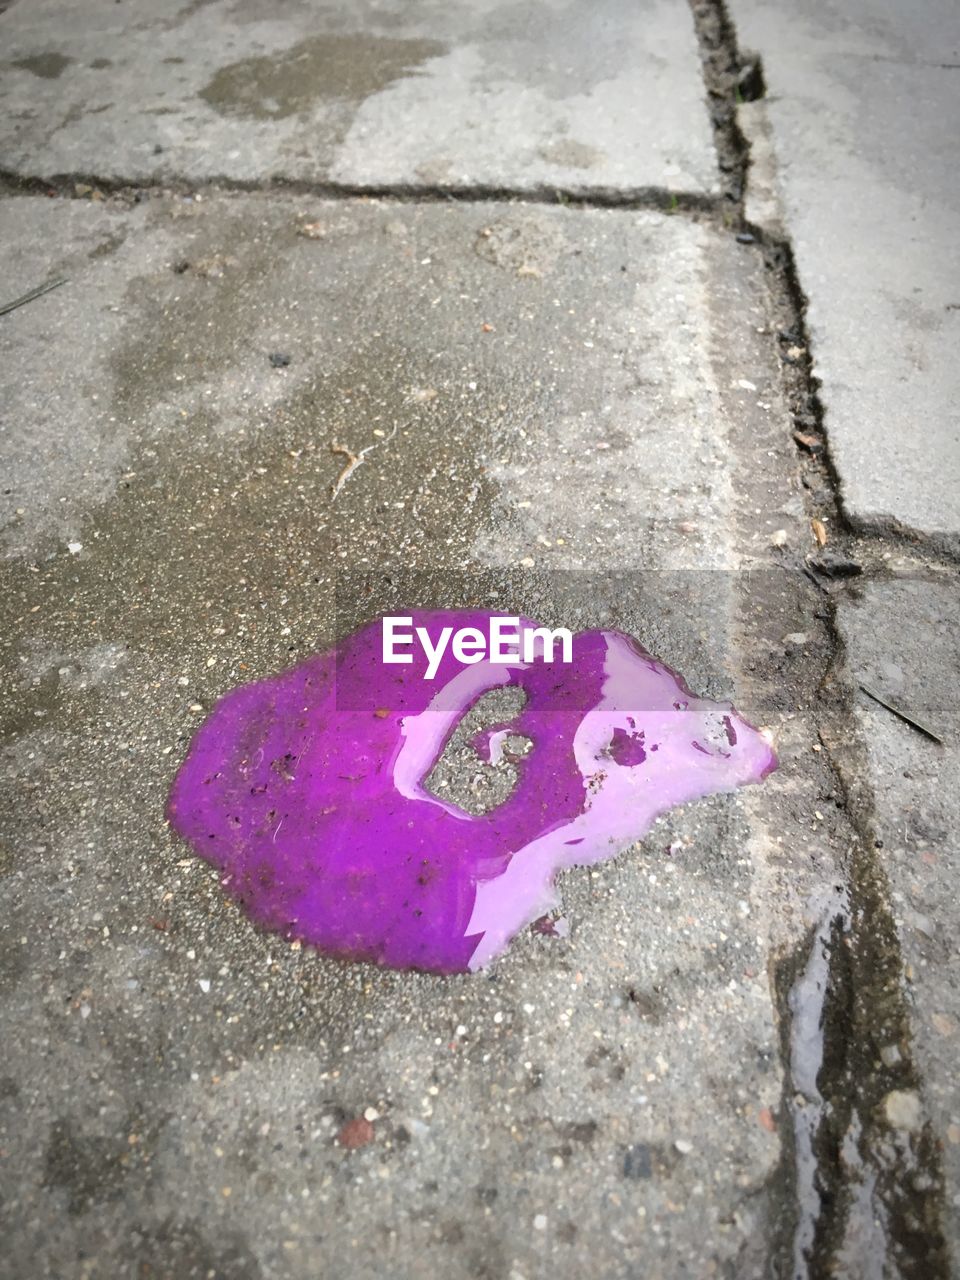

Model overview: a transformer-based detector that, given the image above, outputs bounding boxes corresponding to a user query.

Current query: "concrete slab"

[731,0,960,547]
[0,0,717,196]
[1,193,848,1278]
[836,574,960,1252]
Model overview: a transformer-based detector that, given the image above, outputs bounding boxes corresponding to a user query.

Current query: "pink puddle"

[167,611,776,973]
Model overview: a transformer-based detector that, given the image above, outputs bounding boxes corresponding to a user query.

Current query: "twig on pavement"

[0,276,68,318]
[330,421,400,500]
[859,683,944,744]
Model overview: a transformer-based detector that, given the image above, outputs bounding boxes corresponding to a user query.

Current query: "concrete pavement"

[0,0,716,196]
[733,0,960,548]
[1,1,958,1277]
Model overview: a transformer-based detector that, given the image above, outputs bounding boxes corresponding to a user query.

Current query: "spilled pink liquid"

[167,612,776,973]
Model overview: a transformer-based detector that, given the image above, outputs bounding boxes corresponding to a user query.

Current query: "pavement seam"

[689,1,954,1272]
[0,170,720,216]
[746,223,960,565]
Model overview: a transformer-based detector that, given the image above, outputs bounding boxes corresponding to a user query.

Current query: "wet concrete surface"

[0,192,851,1277]
[0,0,717,195]
[836,575,960,1253]
[2,0,958,1272]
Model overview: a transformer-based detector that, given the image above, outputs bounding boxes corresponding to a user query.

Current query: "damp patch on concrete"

[199,34,444,121]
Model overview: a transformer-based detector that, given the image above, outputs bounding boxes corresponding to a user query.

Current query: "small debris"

[674,1138,693,1155]
[373,707,391,719]
[192,253,235,279]
[532,914,568,937]
[67,541,83,555]
[737,378,757,392]
[533,1214,548,1231]
[735,231,756,244]
[810,518,828,546]
[769,529,788,548]
[337,1116,375,1149]
[882,1089,922,1133]
[793,430,823,453]
[859,684,944,744]
[330,422,399,500]
[807,548,862,579]
[758,1107,776,1132]
[481,322,495,333]
[879,1044,902,1068]
[269,352,291,368]
[299,221,326,239]
[0,275,68,318]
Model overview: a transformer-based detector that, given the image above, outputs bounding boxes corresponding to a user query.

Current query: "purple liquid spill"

[167,611,777,973]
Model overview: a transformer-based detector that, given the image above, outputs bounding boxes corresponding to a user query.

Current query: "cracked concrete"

[0,191,841,1279]
[1,0,959,1276]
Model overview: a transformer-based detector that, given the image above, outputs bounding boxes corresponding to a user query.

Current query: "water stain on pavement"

[10,52,71,79]
[200,34,443,120]
[168,610,776,973]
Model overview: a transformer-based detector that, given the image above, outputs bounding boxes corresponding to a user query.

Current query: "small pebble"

[337,1116,375,1150]
[880,1044,902,1068]
[883,1089,922,1132]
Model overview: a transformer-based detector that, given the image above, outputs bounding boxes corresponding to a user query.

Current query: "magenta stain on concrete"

[167,611,776,973]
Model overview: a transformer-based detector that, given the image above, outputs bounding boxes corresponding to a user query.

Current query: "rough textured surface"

[0,0,717,195]
[836,575,960,1249]
[0,194,794,565]
[0,194,844,1279]
[732,0,960,545]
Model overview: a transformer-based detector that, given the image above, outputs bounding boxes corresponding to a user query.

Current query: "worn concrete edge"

[731,58,960,564]
[690,0,953,1272]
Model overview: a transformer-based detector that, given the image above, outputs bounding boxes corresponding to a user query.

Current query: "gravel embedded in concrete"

[0,191,844,1278]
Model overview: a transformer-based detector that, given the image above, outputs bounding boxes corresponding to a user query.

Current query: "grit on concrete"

[0,191,839,1280]
[1,0,959,1277]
